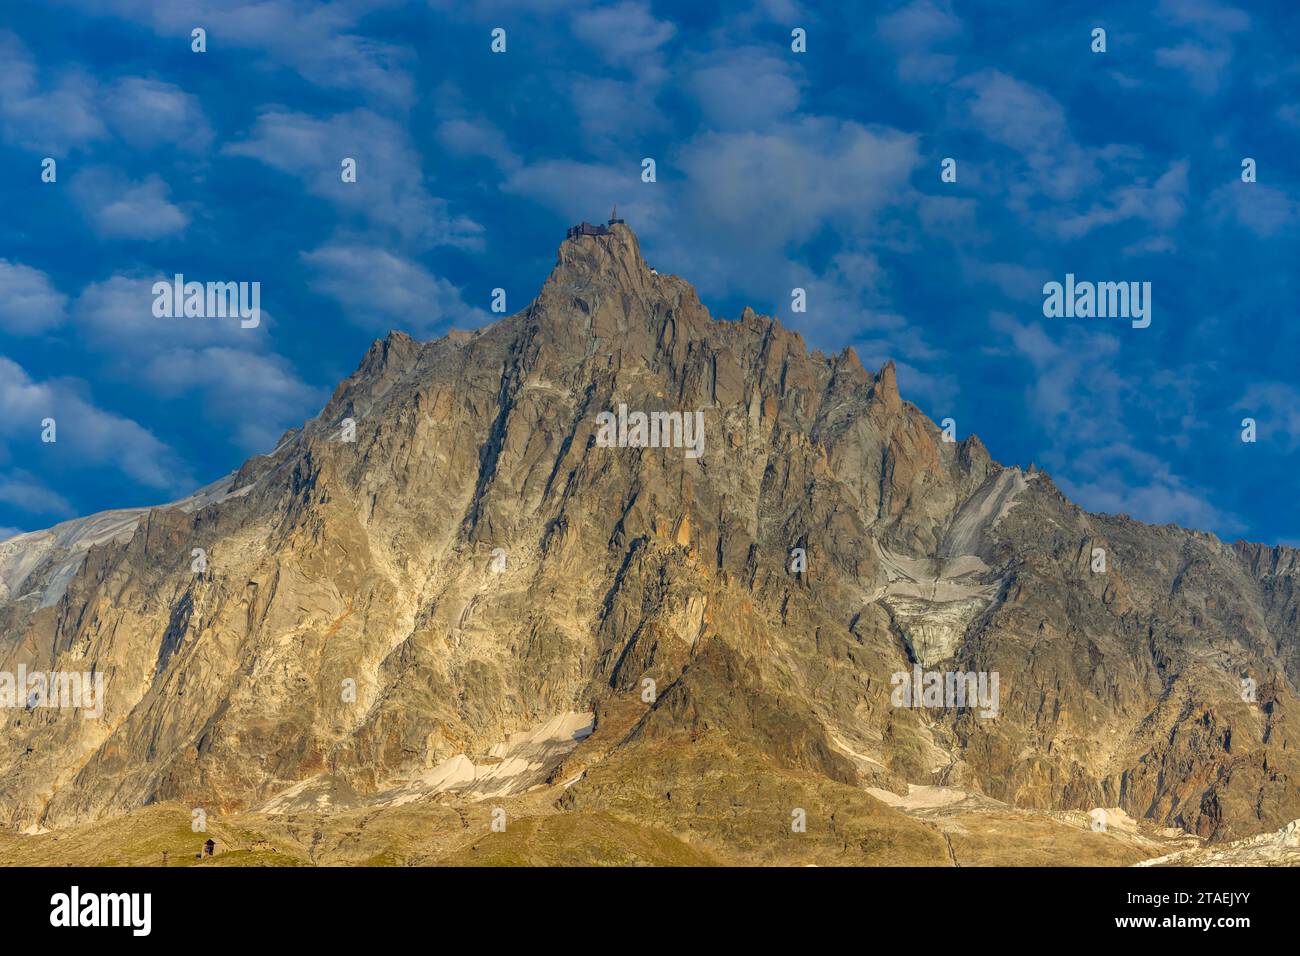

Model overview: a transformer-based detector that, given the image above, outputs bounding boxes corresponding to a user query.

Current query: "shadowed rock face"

[1,223,1297,845]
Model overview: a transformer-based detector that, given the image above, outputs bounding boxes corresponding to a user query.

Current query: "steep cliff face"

[1,223,1296,844]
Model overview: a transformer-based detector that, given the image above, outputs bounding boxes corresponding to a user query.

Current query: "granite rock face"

[1,223,1296,846]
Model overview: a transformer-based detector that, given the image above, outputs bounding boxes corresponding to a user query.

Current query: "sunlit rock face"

[1,223,1297,847]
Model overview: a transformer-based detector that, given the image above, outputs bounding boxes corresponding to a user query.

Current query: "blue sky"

[0,0,1297,545]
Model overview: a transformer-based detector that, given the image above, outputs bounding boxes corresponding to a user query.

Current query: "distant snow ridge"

[0,473,248,608]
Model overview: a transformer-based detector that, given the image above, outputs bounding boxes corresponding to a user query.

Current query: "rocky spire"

[871,359,902,409]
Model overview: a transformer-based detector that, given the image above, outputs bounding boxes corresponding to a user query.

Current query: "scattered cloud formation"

[0,30,212,152]
[59,0,417,104]
[989,312,1242,532]
[0,29,106,150]
[1,0,1296,547]
[226,109,483,249]
[70,276,322,453]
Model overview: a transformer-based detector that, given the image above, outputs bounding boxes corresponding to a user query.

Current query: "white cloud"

[1055,160,1189,241]
[989,312,1241,533]
[71,276,320,454]
[953,70,1113,210]
[877,0,963,82]
[952,70,1188,248]
[503,116,920,297]
[503,158,669,237]
[570,1,675,63]
[990,312,1126,443]
[71,168,189,240]
[1155,41,1232,94]
[1207,182,1300,237]
[0,356,186,490]
[957,70,1068,154]
[1153,3,1247,96]
[687,48,803,130]
[502,117,934,381]
[101,77,213,151]
[1159,0,1250,34]
[74,275,244,348]
[569,75,669,146]
[1057,456,1244,533]
[0,31,106,151]
[0,260,68,335]
[436,117,520,172]
[142,347,324,451]
[786,251,903,343]
[0,470,74,516]
[552,0,676,145]
[0,31,212,153]
[964,260,1042,301]
[878,0,961,48]
[1234,382,1300,451]
[302,242,488,335]
[674,118,919,253]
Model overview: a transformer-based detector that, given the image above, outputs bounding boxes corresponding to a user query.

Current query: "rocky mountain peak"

[0,221,1297,854]
[548,220,651,294]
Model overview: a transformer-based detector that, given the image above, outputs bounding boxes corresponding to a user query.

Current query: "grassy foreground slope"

[0,735,1181,867]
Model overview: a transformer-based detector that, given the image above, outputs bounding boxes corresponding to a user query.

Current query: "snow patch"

[253,711,595,815]
[1134,818,1300,867]
[941,468,1027,558]
[866,783,984,811]
[865,469,1026,665]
